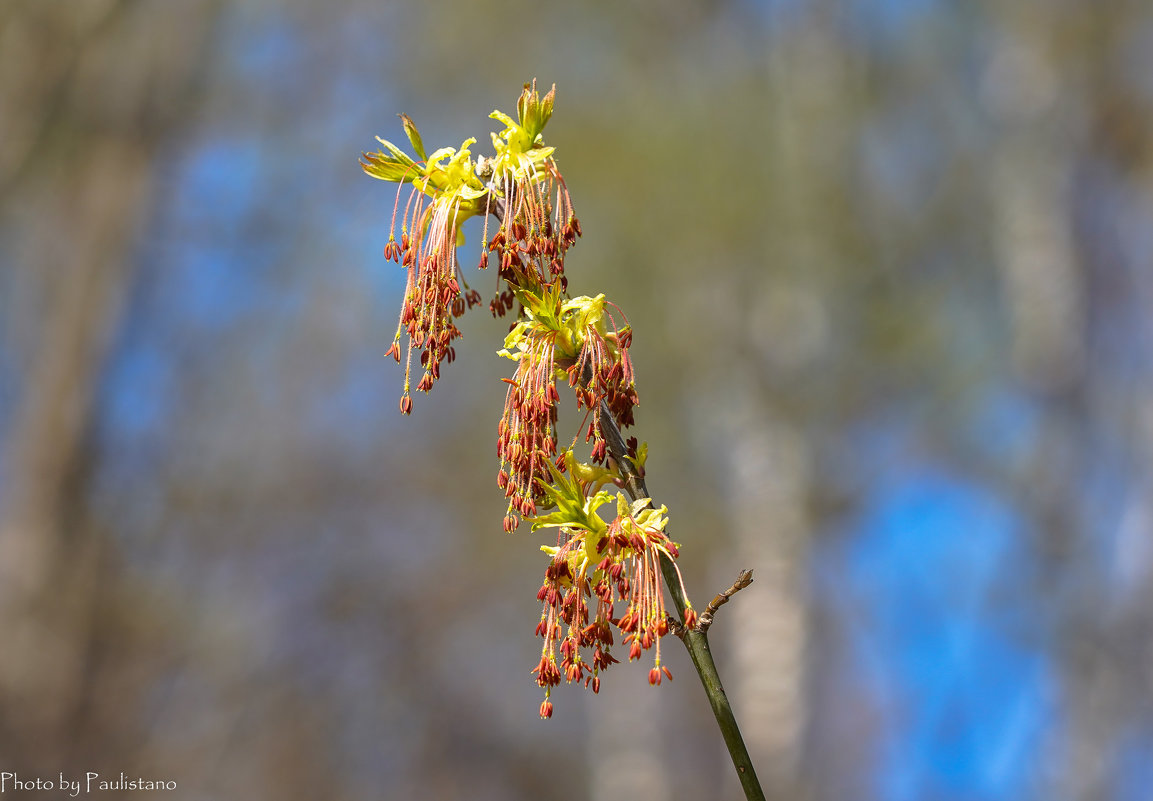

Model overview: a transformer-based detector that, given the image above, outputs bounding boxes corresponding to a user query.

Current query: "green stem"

[597,404,767,801]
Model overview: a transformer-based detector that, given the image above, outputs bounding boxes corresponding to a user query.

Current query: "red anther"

[591,440,606,462]
[399,395,413,415]
[649,667,660,685]
[533,656,561,687]
[539,700,553,719]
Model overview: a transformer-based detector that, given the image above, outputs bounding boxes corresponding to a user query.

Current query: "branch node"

[697,569,754,632]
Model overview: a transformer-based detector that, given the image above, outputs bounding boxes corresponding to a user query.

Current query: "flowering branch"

[591,373,766,800]
[361,81,764,801]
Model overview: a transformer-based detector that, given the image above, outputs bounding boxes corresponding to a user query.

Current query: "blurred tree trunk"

[1059,9,1153,798]
[586,680,670,801]
[715,9,857,798]
[0,0,219,765]
[985,4,1153,798]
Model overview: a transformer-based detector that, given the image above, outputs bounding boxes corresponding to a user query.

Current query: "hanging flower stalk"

[361,81,764,801]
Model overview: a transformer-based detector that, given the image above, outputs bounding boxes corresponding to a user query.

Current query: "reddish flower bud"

[533,656,561,687]
[591,440,606,463]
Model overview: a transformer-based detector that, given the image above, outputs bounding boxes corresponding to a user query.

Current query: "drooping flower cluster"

[527,451,697,718]
[363,82,692,718]
[496,286,564,531]
[482,83,580,298]
[562,293,638,463]
[496,284,639,529]
[362,127,486,412]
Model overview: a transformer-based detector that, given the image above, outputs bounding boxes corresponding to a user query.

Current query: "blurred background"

[2,0,1152,799]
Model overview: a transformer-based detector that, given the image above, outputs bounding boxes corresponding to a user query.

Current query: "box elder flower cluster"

[361,82,696,718]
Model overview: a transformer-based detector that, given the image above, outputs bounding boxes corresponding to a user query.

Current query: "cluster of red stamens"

[532,508,695,716]
[482,162,580,313]
[567,311,638,463]
[383,185,482,414]
[497,334,560,532]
